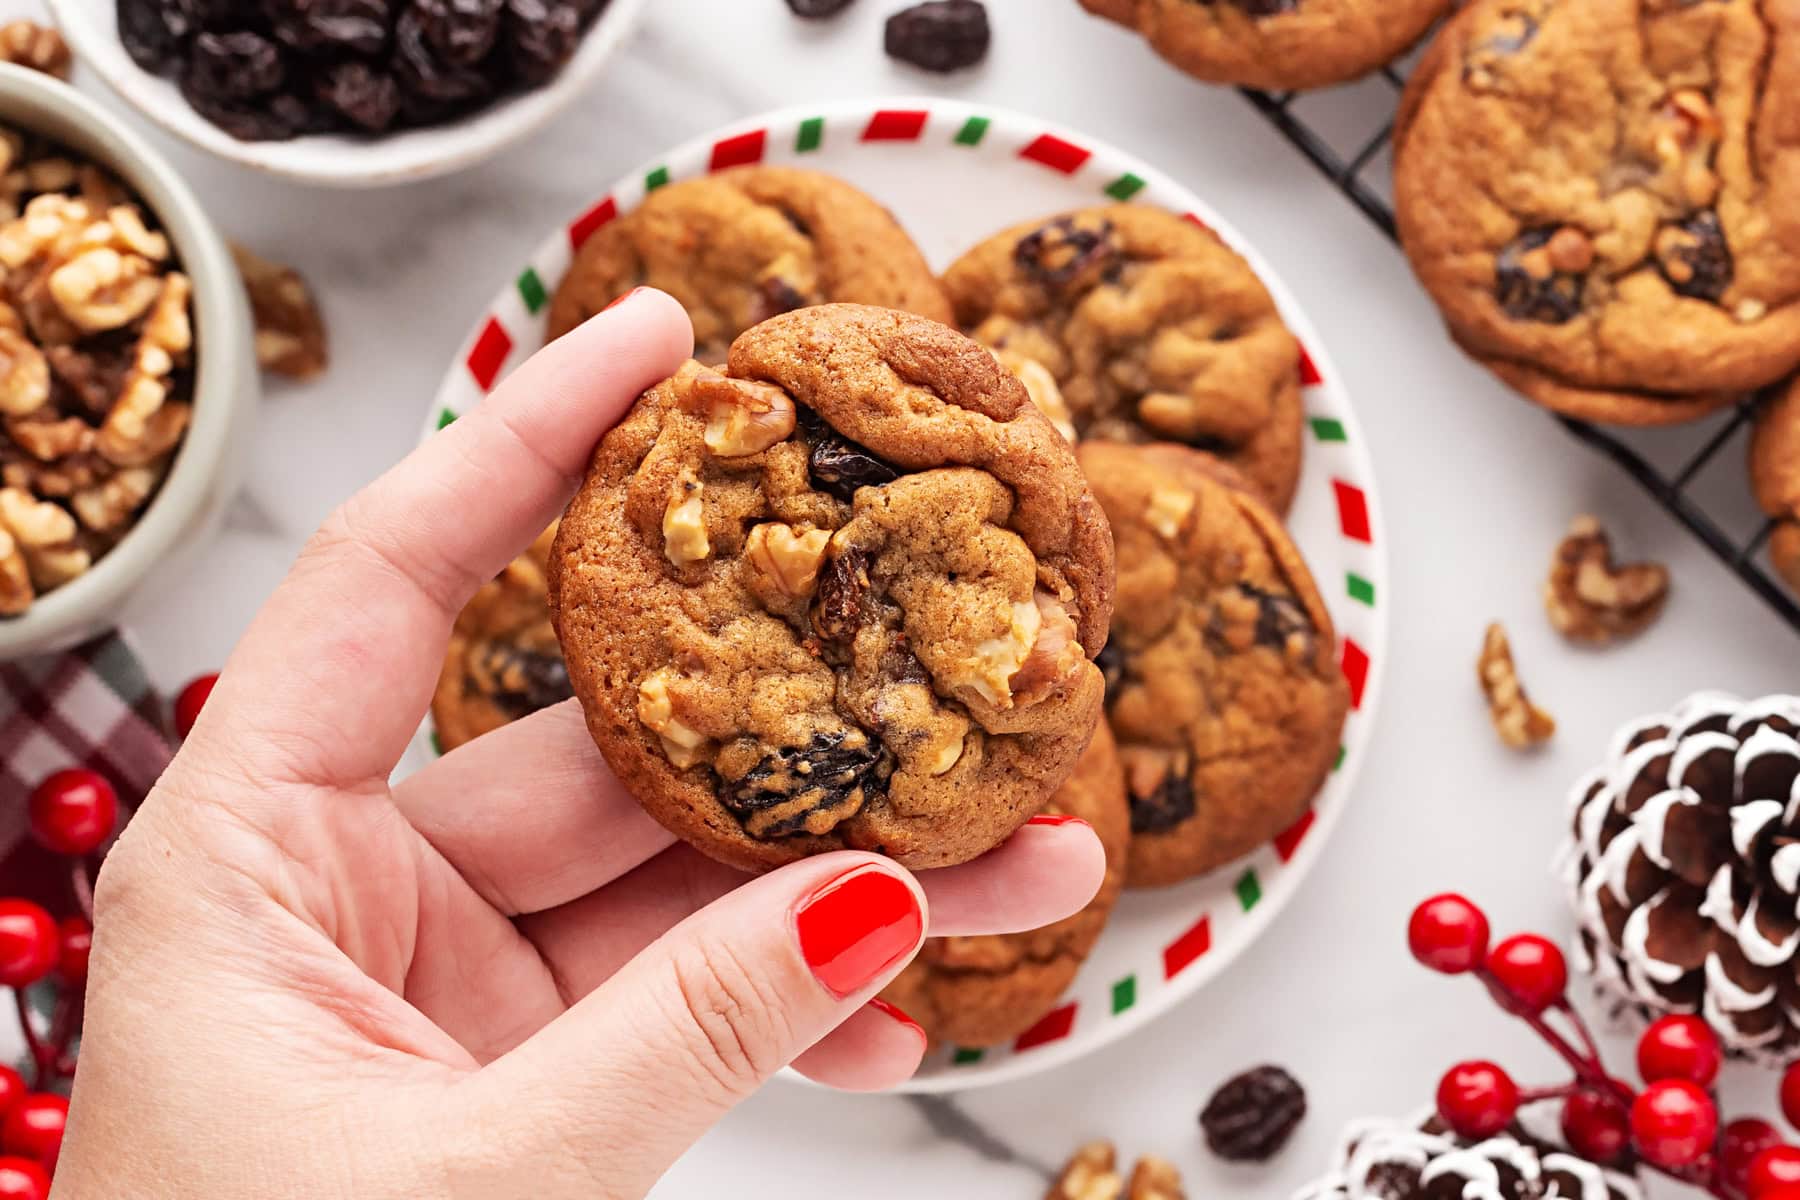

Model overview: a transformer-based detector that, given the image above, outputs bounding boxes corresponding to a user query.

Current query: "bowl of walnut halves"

[0,62,255,658]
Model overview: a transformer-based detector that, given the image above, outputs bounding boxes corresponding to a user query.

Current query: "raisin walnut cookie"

[546,167,952,361]
[1078,0,1450,92]
[943,205,1305,512]
[550,304,1115,872]
[878,721,1130,1047]
[431,524,572,752]
[1079,441,1346,887]
[1395,0,1800,424]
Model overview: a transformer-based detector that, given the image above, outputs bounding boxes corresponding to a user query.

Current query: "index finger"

[208,288,693,788]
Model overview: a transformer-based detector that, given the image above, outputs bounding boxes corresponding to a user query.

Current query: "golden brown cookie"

[431,524,570,752]
[880,721,1129,1048]
[546,167,953,360]
[550,305,1115,873]
[1394,0,1800,424]
[1079,441,1346,887]
[943,205,1304,512]
[1079,0,1449,92]
[1751,380,1800,595]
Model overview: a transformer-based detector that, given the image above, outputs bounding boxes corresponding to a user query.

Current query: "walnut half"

[1543,515,1669,644]
[1045,1143,1187,1200]
[1478,622,1555,750]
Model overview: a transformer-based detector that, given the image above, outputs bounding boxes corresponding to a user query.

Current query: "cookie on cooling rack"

[549,304,1114,873]
[1077,0,1451,92]
[1395,0,1800,424]
[546,166,952,361]
[1751,381,1800,596]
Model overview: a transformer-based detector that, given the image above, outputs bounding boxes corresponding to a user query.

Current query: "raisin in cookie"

[879,720,1129,1047]
[1751,380,1800,595]
[1394,0,1800,424]
[1079,0,1449,92]
[432,524,571,751]
[546,167,952,361]
[550,304,1115,872]
[1079,441,1346,887]
[943,205,1305,512]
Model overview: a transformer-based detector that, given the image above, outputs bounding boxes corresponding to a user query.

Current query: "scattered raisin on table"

[785,0,855,16]
[1200,1066,1307,1162]
[884,0,989,73]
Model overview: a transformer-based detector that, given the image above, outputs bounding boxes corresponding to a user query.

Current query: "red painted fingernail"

[1027,813,1091,830]
[604,286,647,311]
[794,866,923,998]
[869,997,926,1044]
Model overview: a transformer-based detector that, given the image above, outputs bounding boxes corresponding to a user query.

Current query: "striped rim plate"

[416,98,1390,1092]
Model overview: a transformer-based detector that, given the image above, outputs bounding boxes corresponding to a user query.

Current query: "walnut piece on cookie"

[1478,623,1555,750]
[945,205,1306,513]
[1543,516,1669,644]
[550,304,1114,872]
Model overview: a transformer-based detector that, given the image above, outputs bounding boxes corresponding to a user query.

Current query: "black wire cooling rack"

[1239,70,1800,631]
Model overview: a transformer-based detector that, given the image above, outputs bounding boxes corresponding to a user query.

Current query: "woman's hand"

[52,290,1106,1200]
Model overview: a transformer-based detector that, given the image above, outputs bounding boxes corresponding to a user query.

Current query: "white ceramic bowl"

[414,98,1391,1091]
[48,0,652,188]
[0,64,256,660]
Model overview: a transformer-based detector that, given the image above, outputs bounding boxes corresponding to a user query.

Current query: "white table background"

[11,0,1800,1194]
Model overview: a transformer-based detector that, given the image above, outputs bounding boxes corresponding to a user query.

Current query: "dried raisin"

[1656,210,1732,303]
[1095,640,1126,704]
[503,0,582,85]
[1495,227,1584,323]
[266,0,393,55]
[805,419,900,502]
[1200,1066,1307,1162]
[786,0,854,15]
[720,730,890,839]
[1201,0,1299,14]
[471,641,572,714]
[418,0,503,65]
[884,0,989,73]
[117,0,195,72]
[1130,769,1195,835]
[1240,583,1314,653]
[1014,216,1121,291]
[186,30,286,100]
[813,546,870,643]
[316,61,403,131]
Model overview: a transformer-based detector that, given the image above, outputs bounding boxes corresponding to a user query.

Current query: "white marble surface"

[13,0,1800,1195]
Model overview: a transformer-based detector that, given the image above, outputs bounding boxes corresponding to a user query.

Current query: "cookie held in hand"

[550,304,1115,872]
[879,720,1129,1048]
[1079,441,1345,887]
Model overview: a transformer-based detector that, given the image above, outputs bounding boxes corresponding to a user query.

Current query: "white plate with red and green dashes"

[415,99,1388,1091]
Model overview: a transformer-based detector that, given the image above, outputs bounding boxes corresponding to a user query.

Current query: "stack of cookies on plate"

[432,166,1349,1051]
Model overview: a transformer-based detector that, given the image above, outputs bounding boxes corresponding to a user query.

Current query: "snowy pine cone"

[1566,692,1800,1055]
[1293,1112,1638,1200]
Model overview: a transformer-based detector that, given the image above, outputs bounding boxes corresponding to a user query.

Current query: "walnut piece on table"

[1047,1143,1188,1200]
[0,22,71,80]
[1478,622,1556,750]
[1544,515,1670,644]
[230,242,328,380]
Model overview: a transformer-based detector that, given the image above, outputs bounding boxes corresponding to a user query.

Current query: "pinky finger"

[788,999,927,1092]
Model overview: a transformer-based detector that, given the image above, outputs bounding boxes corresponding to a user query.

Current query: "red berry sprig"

[1408,893,1800,1198]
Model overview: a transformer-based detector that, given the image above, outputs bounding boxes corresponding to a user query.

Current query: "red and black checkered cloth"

[0,634,170,916]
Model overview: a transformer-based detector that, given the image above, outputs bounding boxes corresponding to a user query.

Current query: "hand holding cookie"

[54,291,1109,1198]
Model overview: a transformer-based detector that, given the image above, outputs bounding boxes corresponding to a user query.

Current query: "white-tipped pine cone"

[1293,1112,1638,1200]
[1566,692,1800,1055]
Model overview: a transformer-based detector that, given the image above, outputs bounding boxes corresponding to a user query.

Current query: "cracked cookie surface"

[879,720,1129,1048]
[431,524,572,751]
[550,304,1114,872]
[1395,0,1800,424]
[1080,441,1346,887]
[943,205,1305,512]
[546,167,952,361]
[1078,0,1449,91]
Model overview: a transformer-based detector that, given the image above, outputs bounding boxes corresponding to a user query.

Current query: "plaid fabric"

[0,633,170,916]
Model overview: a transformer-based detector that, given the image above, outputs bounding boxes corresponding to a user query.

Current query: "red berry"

[55,917,90,987]
[0,1158,47,1200]
[1409,894,1491,974]
[173,672,218,740]
[1561,1089,1631,1165]
[1436,1060,1519,1139]
[1781,1060,1800,1132]
[0,902,56,989]
[1638,1014,1724,1087]
[0,1094,64,1173]
[0,1072,20,1126]
[1752,1145,1800,1197]
[1486,933,1569,1014]
[1725,1119,1788,1197]
[1631,1078,1718,1169]
[26,768,116,857]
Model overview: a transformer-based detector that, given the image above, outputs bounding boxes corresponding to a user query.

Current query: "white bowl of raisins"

[47,0,652,188]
